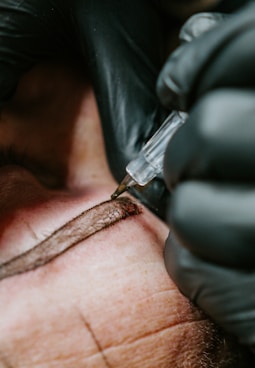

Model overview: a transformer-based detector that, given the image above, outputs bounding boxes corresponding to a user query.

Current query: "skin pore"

[0,61,250,368]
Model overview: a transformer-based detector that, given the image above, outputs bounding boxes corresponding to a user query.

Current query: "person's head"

[0,62,252,367]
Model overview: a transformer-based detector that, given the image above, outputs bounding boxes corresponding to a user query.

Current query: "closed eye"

[0,146,29,168]
[0,146,65,189]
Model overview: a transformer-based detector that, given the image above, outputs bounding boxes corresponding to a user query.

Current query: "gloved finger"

[167,180,255,268]
[73,0,170,217]
[164,232,255,348]
[157,2,255,110]
[164,89,255,190]
[157,11,226,110]
[179,12,227,44]
[0,0,74,105]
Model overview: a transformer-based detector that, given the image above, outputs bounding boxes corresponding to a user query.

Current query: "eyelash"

[0,147,60,189]
[0,147,29,168]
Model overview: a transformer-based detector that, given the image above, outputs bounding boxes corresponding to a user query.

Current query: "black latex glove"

[157,2,255,350]
[0,0,170,217]
[77,0,171,217]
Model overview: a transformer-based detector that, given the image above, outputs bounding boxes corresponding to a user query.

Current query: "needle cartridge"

[111,110,187,200]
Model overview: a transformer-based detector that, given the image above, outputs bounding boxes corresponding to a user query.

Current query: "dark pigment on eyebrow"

[0,197,141,281]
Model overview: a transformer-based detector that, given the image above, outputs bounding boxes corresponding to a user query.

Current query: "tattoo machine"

[111,110,188,199]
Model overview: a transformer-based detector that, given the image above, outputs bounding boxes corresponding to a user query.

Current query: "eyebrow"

[0,197,141,281]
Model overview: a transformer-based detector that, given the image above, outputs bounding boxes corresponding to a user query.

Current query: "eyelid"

[0,147,29,167]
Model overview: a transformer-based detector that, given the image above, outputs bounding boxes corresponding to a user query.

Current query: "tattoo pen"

[111,110,188,200]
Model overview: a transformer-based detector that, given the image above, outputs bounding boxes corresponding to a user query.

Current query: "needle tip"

[111,183,128,200]
[111,192,118,200]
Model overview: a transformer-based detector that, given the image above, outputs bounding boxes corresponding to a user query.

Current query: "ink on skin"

[0,197,142,281]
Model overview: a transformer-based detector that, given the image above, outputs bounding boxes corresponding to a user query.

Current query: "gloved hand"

[0,0,170,217]
[158,2,255,350]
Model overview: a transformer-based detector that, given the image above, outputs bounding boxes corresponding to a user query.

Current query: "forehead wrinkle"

[0,197,142,281]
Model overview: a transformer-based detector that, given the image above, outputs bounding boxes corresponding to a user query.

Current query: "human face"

[0,62,243,367]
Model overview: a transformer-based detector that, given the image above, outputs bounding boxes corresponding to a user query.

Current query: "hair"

[0,197,141,281]
[194,311,254,367]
